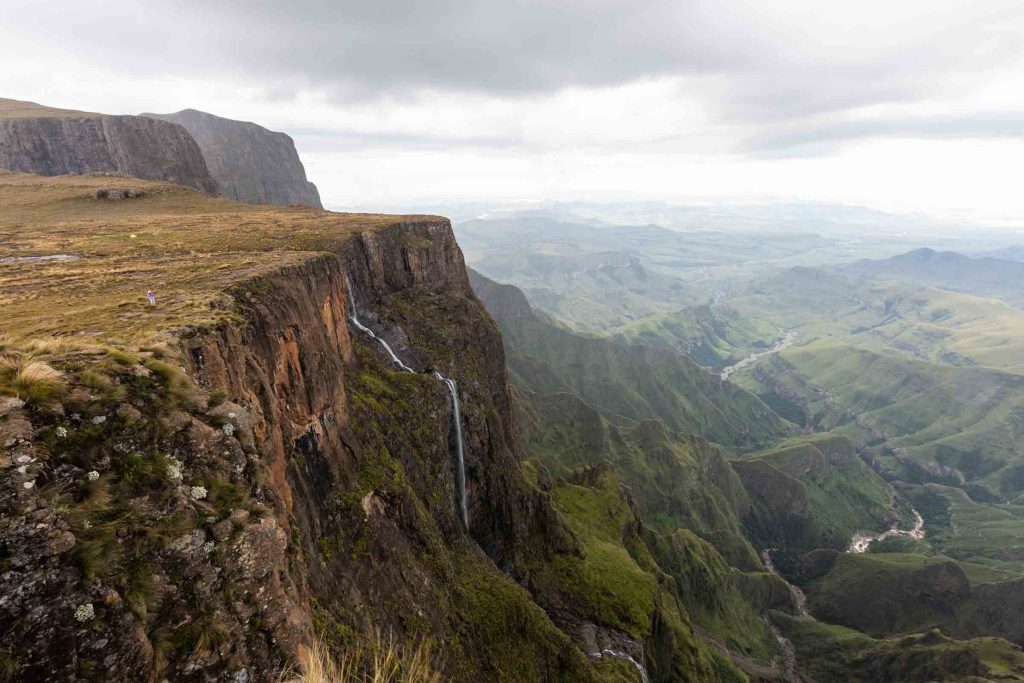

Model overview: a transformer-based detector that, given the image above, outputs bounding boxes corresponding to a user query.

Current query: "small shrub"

[72,527,118,579]
[78,369,112,390]
[122,560,156,622]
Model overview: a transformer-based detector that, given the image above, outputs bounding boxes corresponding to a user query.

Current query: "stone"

[0,395,25,417]
[46,531,76,555]
[211,519,234,543]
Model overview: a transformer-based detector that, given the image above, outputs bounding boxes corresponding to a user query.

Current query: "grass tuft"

[0,355,66,405]
[279,632,441,683]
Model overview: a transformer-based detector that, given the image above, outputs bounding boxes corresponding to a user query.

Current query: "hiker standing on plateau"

[147,290,156,306]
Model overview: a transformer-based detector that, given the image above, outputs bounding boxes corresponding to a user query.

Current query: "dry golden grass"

[0,172,444,344]
[279,632,441,683]
[0,97,98,120]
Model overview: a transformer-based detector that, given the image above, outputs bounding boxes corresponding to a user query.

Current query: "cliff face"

[147,109,322,208]
[0,99,218,194]
[0,203,587,681]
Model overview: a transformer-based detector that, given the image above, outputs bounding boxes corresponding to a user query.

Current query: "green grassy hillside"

[608,303,782,370]
[802,552,971,636]
[843,248,1024,308]
[502,314,790,448]
[798,549,1024,648]
[469,269,791,448]
[736,340,1024,500]
[778,617,1024,682]
[734,434,899,554]
[900,483,1024,578]
[736,268,1024,375]
[514,387,760,569]
[522,465,756,682]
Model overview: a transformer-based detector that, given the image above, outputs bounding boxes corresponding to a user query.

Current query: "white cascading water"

[599,649,649,683]
[435,373,469,529]
[345,276,469,530]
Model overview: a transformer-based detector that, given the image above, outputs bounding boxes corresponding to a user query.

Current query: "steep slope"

[513,389,800,675]
[778,617,1024,683]
[146,109,322,208]
[795,549,1024,649]
[469,270,791,448]
[0,98,218,194]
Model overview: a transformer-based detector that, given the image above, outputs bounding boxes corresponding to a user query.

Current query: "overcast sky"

[3,0,1023,224]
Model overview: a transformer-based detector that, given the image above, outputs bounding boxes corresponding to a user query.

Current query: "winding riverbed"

[847,508,925,553]
[720,330,798,381]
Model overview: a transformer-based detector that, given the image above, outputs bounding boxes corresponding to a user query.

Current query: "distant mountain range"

[843,247,1024,307]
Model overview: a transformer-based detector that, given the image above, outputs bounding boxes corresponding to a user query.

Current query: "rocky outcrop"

[0,98,218,194]
[146,109,322,208]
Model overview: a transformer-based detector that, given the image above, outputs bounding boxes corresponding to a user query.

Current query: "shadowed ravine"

[345,276,470,529]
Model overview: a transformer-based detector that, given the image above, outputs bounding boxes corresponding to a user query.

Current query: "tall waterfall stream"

[345,277,469,530]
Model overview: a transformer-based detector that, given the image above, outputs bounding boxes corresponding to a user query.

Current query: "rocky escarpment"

[0,213,593,681]
[0,98,218,194]
[147,109,322,208]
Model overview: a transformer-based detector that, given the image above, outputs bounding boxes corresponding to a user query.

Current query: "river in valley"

[847,508,925,553]
[720,330,798,381]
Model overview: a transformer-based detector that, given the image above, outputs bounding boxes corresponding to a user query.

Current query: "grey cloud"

[7,0,1024,154]
[290,127,523,152]
[744,112,1024,155]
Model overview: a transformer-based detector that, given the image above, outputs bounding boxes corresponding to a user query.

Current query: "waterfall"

[599,649,649,683]
[436,373,469,530]
[345,280,415,373]
[345,275,469,529]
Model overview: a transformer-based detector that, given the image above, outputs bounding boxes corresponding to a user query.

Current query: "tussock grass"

[0,354,66,405]
[279,632,441,683]
[0,646,15,683]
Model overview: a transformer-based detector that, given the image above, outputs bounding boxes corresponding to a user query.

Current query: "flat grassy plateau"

[0,171,435,344]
